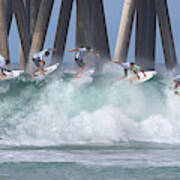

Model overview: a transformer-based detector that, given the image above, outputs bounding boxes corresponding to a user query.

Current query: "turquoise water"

[0,63,180,179]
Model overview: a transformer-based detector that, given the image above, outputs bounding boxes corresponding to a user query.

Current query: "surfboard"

[33,63,59,79]
[74,68,95,79]
[0,70,24,81]
[71,68,94,88]
[126,70,157,85]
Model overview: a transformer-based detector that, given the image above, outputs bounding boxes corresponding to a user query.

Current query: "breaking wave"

[0,63,180,146]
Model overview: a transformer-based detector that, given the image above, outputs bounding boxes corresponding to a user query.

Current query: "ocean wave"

[0,63,180,146]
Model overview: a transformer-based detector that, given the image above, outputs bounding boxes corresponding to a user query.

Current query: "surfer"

[0,54,11,79]
[68,46,101,78]
[113,61,146,83]
[173,75,180,94]
[31,48,56,78]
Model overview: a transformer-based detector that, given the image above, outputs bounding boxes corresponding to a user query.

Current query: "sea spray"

[1,63,180,145]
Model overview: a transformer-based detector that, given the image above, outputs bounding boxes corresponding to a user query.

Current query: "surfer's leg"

[0,68,7,79]
[131,77,136,84]
[74,59,86,78]
[0,74,4,80]
[0,68,4,79]
[33,67,40,74]
[127,76,136,84]
[74,66,84,79]
[1,68,7,76]
[40,61,45,74]
[79,64,86,73]
[31,67,40,78]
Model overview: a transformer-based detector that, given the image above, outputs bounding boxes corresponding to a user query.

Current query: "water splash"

[0,63,180,146]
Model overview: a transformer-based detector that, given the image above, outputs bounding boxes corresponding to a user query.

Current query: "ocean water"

[0,62,180,179]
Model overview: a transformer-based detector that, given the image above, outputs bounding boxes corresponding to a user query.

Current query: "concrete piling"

[113,0,136,62]
[76,0,110,59]
[0,0,177,71]
[135,0,156,70]
[13,0,31,69]
[4,0,13,36]
[53,0,73,64]
[155,0,177,69]
[0,1,10,59]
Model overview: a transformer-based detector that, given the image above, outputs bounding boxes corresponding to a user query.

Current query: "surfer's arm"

[140,67,146,77]
[40,48,51,55]
[45,48,56,53]
[50,48,56,52]
[90,49,101,59]
[68,48,79,53]
[133,70,140,79]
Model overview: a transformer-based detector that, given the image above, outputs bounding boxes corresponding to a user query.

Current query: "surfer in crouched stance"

[68,46,101,79]
[0,54,11,80]
[113,61,146,83]
[31,48,56,78]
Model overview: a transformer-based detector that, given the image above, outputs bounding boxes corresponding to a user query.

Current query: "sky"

[8,0,180,65]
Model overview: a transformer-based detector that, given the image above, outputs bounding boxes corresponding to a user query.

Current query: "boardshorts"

[75,58,85,68]
[32,57,41,67]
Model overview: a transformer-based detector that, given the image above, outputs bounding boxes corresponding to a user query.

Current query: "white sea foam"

[1,64,180,146]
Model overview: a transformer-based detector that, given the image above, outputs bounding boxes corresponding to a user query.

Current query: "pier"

[0,0,177,71]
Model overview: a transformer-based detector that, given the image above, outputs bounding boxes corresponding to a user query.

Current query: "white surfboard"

[71,69,94,88]
[126,70,157,85]
[0,70,24,81]
[75,68,94,78]
[33,63,59,79]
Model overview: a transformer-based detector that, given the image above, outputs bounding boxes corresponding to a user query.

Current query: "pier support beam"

[53,0,73,64]
[0,1,9,59]
[113,0,135,62]
[19,0,31,70]
[21,0,41,67]
[4,0,13,36]
[155,0,177,69]
[23,0,30,26]
[13,0,31,69]
[27,0,54,72]
[76,0,110,59]
[135,0,156,70]
[19,0,41,70]
[30,0,41,36]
